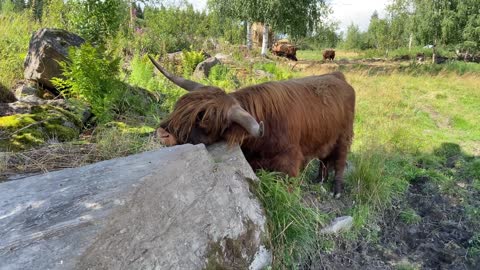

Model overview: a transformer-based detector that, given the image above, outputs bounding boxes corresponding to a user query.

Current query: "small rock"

[15,83,39,100]
[249,245,272,270]
[254,70,274,79]
[214,53,233,63]
[320,216,353,234]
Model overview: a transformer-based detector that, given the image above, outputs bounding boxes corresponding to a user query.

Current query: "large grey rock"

[0,143,270,270]
[24,28,85,90]
[193,57,220,79]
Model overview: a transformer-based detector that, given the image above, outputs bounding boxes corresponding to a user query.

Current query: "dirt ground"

[303,173,479,270]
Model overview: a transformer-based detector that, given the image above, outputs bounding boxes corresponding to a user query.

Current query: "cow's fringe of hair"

[161,88,236,144]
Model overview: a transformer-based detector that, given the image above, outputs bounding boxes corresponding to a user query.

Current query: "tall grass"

[0,11,39,88]
[254,170,328,269]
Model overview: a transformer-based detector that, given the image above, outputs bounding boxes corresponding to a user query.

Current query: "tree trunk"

[261,23,269,57]
[129,0,135,31]
[246,21,252,50]
[408,33,413,51]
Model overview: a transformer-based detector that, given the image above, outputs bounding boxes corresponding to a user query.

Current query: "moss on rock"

[0,103,86,151]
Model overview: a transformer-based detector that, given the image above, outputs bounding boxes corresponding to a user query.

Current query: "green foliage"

[347,147,408,210]
[399,208,422,225]
[208,0,329,39]
[254,62,293,81]
[301,19,341,49]
[67,0,128,44]
[52,43,121,122]
[182,49,205,77]
[129,54,154,89]
[128,53,185,114]
[341,23,368,50]
[142,4,213,53]
[0,0,14,13]
[254,170,327,269]
[0,11,39,88]
[0,105,82,151]
[41,0,68,28]
[207,64,239,90]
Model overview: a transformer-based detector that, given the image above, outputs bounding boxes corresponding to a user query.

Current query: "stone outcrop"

[193,57,220,79]
[0,143,271,270]
[23,28,85,90]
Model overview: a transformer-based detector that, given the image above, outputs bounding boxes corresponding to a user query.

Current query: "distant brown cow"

[271,42,298,61]
[148,55,355,196]
[323,49,335,62]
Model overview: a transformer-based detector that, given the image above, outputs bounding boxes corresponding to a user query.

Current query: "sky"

[186,0,390,34]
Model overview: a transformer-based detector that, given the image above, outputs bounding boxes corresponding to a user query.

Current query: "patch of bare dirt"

[303,175,478,270]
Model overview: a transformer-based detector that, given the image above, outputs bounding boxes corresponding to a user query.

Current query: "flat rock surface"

[0,143,269,270]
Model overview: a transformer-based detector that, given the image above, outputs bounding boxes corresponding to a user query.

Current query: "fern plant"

[52,43,122,122]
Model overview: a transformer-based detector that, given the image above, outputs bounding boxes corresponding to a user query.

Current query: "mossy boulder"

[0,101,90,151]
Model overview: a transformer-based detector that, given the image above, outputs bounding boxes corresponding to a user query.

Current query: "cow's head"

[149,55,264,146]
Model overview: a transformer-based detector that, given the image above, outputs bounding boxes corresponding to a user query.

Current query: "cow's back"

[233,72,355,159]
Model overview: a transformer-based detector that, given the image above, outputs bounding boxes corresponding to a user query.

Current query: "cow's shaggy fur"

[323,49,335,62]
[159,71,355,195]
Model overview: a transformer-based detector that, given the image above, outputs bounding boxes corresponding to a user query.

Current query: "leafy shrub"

[207,64,238,91]
[182,49,204,77]
[0,11,39,88]
[52,43,122,122]
[254,62,293,81]
[129,54,154,89]
[67,0,128,44]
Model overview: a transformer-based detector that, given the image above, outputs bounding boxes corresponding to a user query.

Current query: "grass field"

[1,45,479,268]
[255,55,480,268]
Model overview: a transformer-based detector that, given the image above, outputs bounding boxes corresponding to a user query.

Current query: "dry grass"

[0,131,164,181]
[0,143,97,180]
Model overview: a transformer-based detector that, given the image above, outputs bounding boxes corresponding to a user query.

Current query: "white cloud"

[189,0,207,11]
[328,0,389,33]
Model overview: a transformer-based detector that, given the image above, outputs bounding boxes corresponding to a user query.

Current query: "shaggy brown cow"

[271,43,298,61]
[149,55,355,196]
[323,49,335,62]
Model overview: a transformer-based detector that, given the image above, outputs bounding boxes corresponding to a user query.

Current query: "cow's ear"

[228,105,264,137]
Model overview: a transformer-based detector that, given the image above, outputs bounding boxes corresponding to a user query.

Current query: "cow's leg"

[250,146,304,177]
[269,146,304,177]
[313,156,333,184]
[332,136,349,198]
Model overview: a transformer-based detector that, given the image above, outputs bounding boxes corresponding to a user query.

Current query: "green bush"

[0,11,39,88]
[182,49,205,77]
[67,0,128,44]
[52,43,122,122]
[207,64,238,91]
[254,62,293,81]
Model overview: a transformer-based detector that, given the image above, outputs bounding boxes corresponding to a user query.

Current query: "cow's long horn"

[148,55,205,91]
[229,105,264,138]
